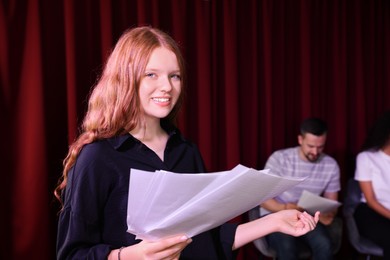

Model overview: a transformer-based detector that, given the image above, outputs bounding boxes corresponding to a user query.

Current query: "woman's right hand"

[108,234,192,260]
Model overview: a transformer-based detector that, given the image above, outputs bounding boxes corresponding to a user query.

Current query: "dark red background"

[1,0,389,259]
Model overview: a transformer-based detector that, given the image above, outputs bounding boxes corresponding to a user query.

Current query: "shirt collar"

[107,134,134,150]
[107,123,180,150]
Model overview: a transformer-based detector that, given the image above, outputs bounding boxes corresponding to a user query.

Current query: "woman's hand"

[233,209,320,249]
[275,210,320,237]
[108,234,192,260]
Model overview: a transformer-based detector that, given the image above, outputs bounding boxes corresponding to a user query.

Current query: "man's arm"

[261,198,303,212]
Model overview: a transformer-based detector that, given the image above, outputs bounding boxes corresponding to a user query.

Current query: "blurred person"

[260,118,341,260]
[354,110,390,259]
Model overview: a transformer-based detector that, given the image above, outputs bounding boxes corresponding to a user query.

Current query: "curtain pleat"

[63,0,78,143]
[11,0,49,258]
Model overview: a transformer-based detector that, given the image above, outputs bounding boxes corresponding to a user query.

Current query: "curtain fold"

[1,0,389,259]
[11,0,49,258]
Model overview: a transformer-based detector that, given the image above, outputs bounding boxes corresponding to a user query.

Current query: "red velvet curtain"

[1,0,389,259]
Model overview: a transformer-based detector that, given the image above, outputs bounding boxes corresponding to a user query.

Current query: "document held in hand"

[297,190,342,215]
[127,164,306,241]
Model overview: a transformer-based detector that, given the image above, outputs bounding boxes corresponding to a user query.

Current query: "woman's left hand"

[276,210,320,236]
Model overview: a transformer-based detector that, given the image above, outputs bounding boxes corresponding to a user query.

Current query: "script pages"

[297,190,342,215]
[127,164,306,241]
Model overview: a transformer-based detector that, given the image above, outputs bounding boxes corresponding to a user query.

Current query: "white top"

[260,147,340,216]
[354,150,390,210]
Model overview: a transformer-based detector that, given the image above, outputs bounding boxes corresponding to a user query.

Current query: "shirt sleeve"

[264,151,283,176]
[325,157,341,193]
[56,146,116,259]
[57,208,113,259]
[355,152,373,181]
[219,223,239,259]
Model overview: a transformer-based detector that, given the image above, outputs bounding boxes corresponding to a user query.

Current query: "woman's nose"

[159,76,172,92]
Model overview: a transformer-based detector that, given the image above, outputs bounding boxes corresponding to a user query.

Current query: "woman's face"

[139,47,181,121]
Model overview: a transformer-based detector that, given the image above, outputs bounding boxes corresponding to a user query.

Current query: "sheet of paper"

[127,164,306,241]
[297,190,342,215]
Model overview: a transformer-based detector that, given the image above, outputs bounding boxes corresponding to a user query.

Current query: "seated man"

[260,117,341,260]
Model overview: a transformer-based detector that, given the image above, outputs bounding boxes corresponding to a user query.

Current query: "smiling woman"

[54,26,319,260]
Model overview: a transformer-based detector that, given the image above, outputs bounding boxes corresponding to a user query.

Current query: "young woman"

[354,110,390,259]
[55,26,319,260]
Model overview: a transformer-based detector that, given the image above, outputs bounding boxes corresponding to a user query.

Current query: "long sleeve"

[57,143,130,259]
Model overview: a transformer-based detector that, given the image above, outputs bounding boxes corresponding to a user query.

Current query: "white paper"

[297,190,342,215]
[127,164,306,241]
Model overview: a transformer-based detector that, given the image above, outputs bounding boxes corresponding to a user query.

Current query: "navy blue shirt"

[57,126,238,259]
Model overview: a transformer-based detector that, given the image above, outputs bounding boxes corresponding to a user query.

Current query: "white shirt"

[355,150,390,210]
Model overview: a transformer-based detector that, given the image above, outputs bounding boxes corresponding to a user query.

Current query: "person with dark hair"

[260,117,341,260]
[354,110,390,259]
[300,117,328,136]
[54,26,319,260]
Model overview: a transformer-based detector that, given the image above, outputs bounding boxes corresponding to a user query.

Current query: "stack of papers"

[127,164,306,240]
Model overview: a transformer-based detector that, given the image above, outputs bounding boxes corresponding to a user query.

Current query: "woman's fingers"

[144,235,192,259]
[299,211,320,230]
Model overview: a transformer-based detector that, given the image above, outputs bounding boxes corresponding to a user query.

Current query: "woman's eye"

[170,74,181,80]
[145,73,156,78]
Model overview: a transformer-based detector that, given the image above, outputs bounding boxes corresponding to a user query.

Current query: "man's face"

[298,133,327,162]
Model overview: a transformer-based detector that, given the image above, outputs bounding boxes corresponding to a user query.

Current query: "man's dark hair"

[300,117,328,136]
